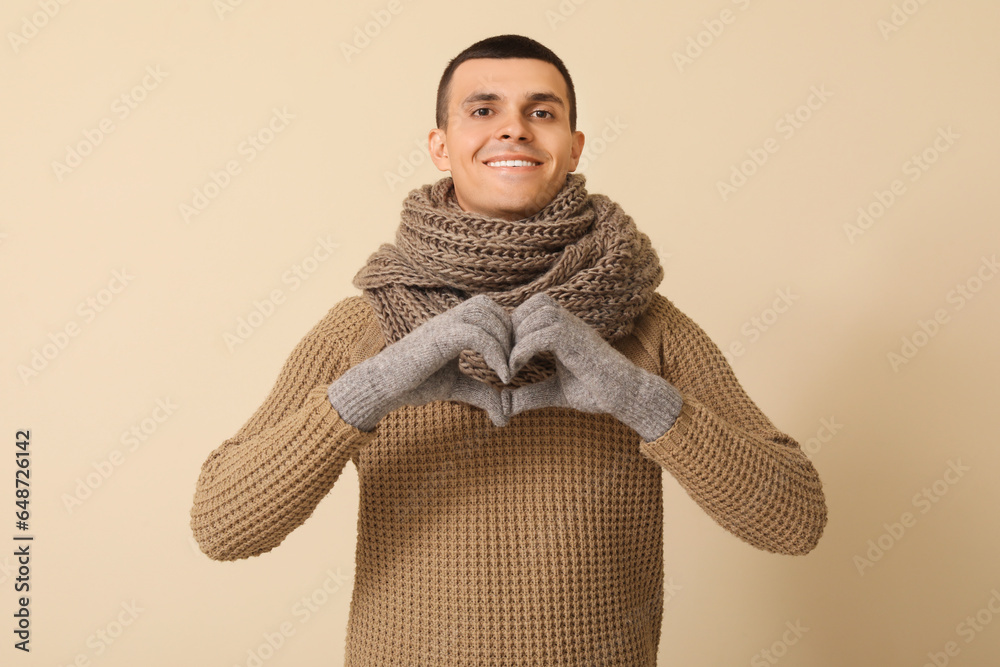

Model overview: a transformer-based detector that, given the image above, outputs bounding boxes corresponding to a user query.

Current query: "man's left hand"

[500,292,683,441]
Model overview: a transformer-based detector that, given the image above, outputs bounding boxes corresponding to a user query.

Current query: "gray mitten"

[502,292,683,442]
[327,294,513,431]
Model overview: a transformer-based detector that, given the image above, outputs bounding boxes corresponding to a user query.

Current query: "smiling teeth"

[487,160,540,167]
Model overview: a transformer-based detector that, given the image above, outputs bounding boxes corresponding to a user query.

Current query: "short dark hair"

[436,34,577,132]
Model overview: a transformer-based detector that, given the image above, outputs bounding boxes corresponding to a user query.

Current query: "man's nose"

[497,115,532,141]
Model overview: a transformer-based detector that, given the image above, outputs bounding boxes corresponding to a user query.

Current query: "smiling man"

[190,34,827,666]
[428,55,584,221]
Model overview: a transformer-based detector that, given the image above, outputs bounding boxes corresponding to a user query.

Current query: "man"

[190,34,827,666]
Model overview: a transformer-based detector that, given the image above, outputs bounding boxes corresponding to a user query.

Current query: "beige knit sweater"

[190,293,827,666]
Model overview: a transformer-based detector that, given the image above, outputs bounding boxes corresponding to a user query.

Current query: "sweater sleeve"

[637,299,827,556]
[189,300,377,561]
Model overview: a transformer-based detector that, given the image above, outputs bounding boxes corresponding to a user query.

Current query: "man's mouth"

[485,159,542,168]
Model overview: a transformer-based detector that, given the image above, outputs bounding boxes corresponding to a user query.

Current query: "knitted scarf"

[352,172,664,391]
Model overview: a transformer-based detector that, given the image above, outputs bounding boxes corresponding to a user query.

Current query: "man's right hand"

[327,294,513,431]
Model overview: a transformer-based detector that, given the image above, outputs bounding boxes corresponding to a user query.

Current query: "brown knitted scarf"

[352,172,664,391]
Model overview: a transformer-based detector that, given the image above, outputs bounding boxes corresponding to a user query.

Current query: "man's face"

[429,58,585,221]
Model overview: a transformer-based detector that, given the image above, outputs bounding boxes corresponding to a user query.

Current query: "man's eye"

[471,108,552,118]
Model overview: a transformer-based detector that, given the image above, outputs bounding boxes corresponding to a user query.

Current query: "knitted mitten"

[327,294,513,431]
[502,292,683,442]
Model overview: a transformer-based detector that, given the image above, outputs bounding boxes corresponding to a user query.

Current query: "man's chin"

[453,178,556,220]
[469,198,537,221]
[498,198,550,221]
[493,181,559,213]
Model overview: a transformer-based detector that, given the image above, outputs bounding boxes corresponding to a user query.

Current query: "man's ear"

[568,130,585,172]
[428,129,451,172]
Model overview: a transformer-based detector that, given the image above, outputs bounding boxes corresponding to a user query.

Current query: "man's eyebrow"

[460,91,566,109]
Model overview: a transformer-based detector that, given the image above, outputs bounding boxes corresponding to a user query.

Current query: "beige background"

[3,1,999,665]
